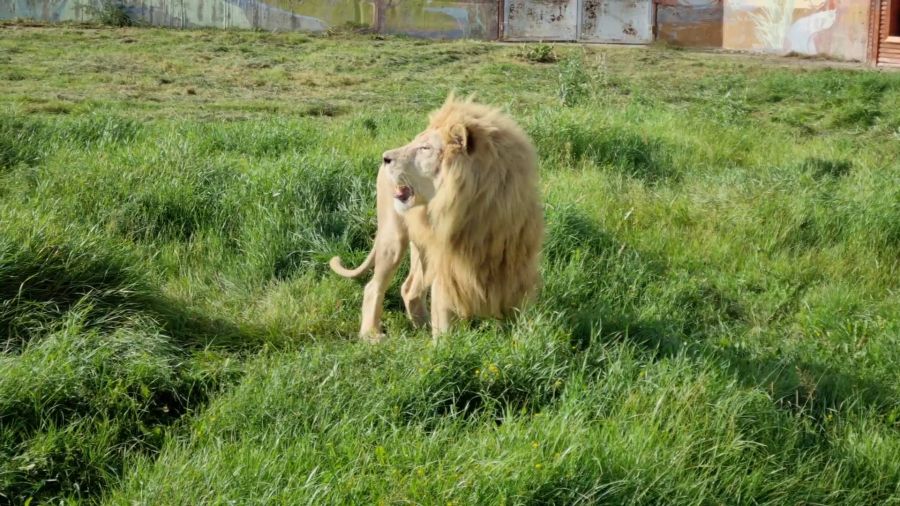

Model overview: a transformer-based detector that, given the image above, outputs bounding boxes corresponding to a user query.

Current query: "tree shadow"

[1,240,266,354]
[714,345,899,421]
[532,120,684,184]
[569,296,899,431]
[545,208,899,427]
[0,239,268,503]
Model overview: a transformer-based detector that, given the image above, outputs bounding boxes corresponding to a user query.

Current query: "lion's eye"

[419,145,431,151]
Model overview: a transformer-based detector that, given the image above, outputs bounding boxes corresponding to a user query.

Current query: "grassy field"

[1,22,899,504]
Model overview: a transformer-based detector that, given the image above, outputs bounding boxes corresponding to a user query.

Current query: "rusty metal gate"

[503,0,653,43]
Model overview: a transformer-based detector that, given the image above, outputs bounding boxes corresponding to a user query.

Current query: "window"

[892,0,900,36]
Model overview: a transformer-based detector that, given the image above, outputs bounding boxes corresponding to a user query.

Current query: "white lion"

[330,95,543,340]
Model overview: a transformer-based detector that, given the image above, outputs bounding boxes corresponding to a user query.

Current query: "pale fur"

[330,95,543,340]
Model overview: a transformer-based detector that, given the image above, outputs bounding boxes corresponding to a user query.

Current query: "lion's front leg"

[359,165,410,342]
[401,241,429,328]
[430,277,453,338]
[360,236,406,342]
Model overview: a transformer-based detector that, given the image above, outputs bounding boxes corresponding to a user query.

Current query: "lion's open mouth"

[394,185,413,204]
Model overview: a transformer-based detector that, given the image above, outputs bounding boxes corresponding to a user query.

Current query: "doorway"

[891,0,900,36]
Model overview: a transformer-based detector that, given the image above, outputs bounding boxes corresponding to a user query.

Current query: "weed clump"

[518,43,558,64]
[557,53,591,107]
[90,0,135,27]
[324,21,374,37]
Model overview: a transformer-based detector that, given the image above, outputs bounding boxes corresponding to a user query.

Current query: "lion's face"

[381,129,444,213]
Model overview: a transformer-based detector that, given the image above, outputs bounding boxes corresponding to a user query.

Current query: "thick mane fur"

[410,96,544,318]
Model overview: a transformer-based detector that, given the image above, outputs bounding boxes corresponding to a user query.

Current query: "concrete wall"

[1,0,872,61]
[722,0,870,61]
[0,0,499,39]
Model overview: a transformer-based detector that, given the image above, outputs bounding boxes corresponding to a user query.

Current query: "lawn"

[1,22,899,505]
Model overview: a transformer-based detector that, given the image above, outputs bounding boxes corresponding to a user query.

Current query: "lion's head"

[381,96,495,217]
[381,129,444,214]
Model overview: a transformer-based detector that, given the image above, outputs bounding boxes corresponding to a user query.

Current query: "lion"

[329,95,543,341]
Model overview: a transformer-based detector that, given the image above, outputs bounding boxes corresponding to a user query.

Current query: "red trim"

[868,0,880,64]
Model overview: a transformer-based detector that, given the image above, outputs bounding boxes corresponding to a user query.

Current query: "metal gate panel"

[578,0,653,43]
[503,0,578,41]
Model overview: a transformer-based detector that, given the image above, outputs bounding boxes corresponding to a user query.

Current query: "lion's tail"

[329,248,376,279]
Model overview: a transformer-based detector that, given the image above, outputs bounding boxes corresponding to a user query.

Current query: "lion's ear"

[448,123,475,155]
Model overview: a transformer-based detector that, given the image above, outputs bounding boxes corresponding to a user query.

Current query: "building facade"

[2,0,898,66]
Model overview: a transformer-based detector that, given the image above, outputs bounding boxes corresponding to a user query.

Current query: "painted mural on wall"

[0,0,498,39]
[723,0,869,61]
[657,0,724,48]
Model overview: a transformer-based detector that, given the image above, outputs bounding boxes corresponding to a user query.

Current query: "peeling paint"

[504,0,651,43]
[578,0,652,43]
[504,0,577,40]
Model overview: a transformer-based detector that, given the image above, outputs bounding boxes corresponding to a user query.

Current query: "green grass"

[1,23,899,504]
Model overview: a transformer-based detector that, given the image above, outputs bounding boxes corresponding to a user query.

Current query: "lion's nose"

[382,152,394,165]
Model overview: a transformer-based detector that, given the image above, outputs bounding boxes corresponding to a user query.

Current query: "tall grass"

[1,25,899,504]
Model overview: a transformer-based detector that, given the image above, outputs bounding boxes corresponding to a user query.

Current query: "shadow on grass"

[546,208,899,430]
[530,118,684,184]
[0,240,264,354]
[0,237,266,503]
